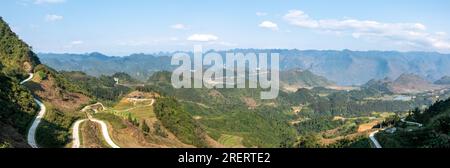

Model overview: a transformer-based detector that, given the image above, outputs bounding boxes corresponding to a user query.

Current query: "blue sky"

[1,0,450,55]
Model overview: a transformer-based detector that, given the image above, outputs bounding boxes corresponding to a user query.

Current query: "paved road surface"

[369,130,382,148]
[20,73,47,148]
[90,118,120,148]
[27,98,46,148]
[71,119,87,148]
[369,118,423,148]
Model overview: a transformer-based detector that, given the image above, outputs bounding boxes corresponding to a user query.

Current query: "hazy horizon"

[1,0,450,55]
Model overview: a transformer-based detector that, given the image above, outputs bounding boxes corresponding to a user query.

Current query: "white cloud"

[283,10,450,50]
[283,10,319,28]
[169,37,179,41]
[71,40,83,45]
[63,40,83,48]
[215,41,238,47]
[170,24,187,30]
[35,0,65,4]
[436,32,448,36]
[45,14,63,22]
[256,12,268,16]
[258,21,279,31]
[187,34,219,42]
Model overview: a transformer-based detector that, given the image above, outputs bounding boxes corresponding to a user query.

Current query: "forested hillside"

[0,17,40,77]
[377,98,450,148]
[0,17,39,148]
[38,50,450,85]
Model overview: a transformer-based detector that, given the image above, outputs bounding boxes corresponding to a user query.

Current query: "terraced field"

[105,97,155,122]
[218,134,244,148]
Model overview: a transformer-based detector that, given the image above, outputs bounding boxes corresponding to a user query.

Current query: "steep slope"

[25,65,92,147]
[0,17,40,76]
[0,71,37,148]
[95,92,198,148]
[390,73,437,93]
[153,97,210,147]
[0,17,92,147]
[361,78,393,94]
[145,71,297,147]
[60,71,131,102]
[0,17,40,148]
[280,69,335,92]
[377,98,450,148]
[363,73,444,94]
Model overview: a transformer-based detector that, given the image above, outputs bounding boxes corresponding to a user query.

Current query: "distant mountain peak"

[435,76,450,85]
[280,68,335,92]
[394,73,430,85]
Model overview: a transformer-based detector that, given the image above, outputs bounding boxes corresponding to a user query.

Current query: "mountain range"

[38,50,450,85]
[363,73,447,94]
[2,16,450,148]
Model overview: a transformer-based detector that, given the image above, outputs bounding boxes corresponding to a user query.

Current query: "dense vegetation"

[0,17,39,147]
[0,71,37,134]
[34,65,87,95]
[35,104,81,147]
[294,117,345,134]
[0,17,40,78]
[93,113,127,130]
[2,15,449,148]
[153,97,208,147]
[288,88,413,118]
[61,71,131,104]
[280,69,335,87]
[143,71,298,147]
[378,98,450,148]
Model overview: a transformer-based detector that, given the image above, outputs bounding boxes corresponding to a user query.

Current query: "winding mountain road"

[401,118,423,127]
[369,130,383,148]
[71,117,120,148]
[71,119,87,148]
[72,103,120,148]
[72,99,155,148]
[21,73,47,148]
[369,118,423,148]
[89,118,120,148]
[20,73,33,85]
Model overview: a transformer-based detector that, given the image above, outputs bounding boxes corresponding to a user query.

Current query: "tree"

[127,113,133,123]
[37,70,47,80]
[140,120,150,134]
[382,114,400,127]
[153,121,168,138]
[294,134,321,148]
[412,107,422,122]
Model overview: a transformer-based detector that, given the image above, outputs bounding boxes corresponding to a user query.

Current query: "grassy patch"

[218,134,243,147]
[36,103,81,148]
[93,113,126,130]
[109,99,155,122]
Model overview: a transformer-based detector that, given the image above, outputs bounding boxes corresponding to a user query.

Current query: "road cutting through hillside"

[369,118,423,148]
[72,99,155,148]
[21,73,47,148]
[72,104,120,148]
[71,114,120,148]
[89,117,120,148]
[369,129,383,148]
[71,119,87,148]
